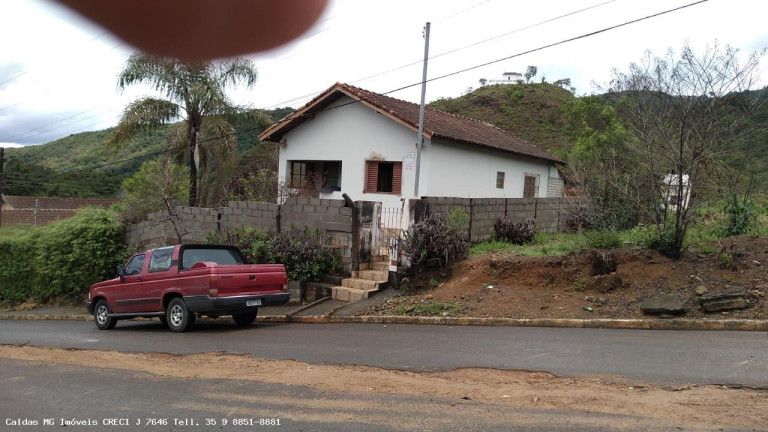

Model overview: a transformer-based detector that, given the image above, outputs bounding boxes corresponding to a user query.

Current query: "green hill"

[429,83,576,157]
[3,108,291,198]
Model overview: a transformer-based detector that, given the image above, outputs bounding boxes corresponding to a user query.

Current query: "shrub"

[208,226,338,282]
[624,223,677,255]
[719,196,761,237]
[584,230,622,249]
[0,208,127,304]
[564,206,595,232]
[402,213,470,267]
[33,208,127,301]
[270,227,338,282]
[447,207,470,233]
[0,228,38,304]
[495,218,536,245]
[206,227,272,264]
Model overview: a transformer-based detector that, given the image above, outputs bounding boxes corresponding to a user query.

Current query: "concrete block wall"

[221,201,279,233]
[280,197,353,233]
[468,198,507,242]
[420,196,589,241]
[125,198,354,258]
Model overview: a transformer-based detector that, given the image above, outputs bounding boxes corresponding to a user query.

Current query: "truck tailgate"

[212,264,286,296]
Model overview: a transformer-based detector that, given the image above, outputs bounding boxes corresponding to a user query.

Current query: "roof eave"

[433,133,566,165]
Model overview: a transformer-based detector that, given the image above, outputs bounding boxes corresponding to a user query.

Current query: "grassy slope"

[429,83,576,157]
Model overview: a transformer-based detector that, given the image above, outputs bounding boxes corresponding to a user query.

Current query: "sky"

[1,0,767,148]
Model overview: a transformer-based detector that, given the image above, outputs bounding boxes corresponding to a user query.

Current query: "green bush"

[208,226,338,282]
[495,218,536,245]
[402,213,470,266]
[624,223,677,254]
[0,208,127,304]
[447,207,470,233]
[0,228,38,304]
[584,230,622,249]
[270,227,338,282]
[206,227,273,264]
[719,196,762,237]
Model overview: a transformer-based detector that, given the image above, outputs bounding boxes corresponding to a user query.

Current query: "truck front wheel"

[232,309,258,326]
[94,300,117,330]
[167,298,193,332]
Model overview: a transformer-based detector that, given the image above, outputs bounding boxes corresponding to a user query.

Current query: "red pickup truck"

[86,244,289,332]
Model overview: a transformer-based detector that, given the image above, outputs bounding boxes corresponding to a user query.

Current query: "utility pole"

[0,147,4,228]
[413,22,430,198]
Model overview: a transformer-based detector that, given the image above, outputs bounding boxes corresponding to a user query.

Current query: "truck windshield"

[181,247,243,269]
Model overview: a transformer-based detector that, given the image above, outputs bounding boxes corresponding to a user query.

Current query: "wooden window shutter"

[366,162,379,193]
[392,162,402,194]
[523,174,536,198]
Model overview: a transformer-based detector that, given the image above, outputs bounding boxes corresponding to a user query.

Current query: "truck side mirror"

[116,266,126,283]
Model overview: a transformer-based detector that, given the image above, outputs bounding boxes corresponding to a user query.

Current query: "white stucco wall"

[277,95,427,207]
[277,95,561,206]
[425,137,557,198]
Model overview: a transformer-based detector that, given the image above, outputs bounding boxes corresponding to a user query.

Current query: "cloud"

[0,107,116,146]
[0,142,24,148]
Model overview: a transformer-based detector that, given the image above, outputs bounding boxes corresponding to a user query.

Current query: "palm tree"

[108,53,267,206]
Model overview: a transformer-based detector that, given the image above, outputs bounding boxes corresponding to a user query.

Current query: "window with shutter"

[523,174,539,198]
[365,162,379,192]
[392,162,402,194]
[365,161,402,194]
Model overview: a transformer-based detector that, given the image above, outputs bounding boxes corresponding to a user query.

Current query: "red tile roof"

[2,195,117,210]
[0,209,77,227]
[259,82,564,164]
[0,196,118,227]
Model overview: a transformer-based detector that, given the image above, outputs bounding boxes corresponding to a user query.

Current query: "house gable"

[260,83,564,165]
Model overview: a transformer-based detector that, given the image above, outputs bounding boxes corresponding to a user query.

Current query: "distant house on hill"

[259,83,565,207]
[0,195,117,227]
[487,72,524,85]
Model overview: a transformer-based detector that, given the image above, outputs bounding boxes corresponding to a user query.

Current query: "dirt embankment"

[366,236,768,320]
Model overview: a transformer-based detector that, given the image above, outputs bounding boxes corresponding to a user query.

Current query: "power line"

[10,0,709,187]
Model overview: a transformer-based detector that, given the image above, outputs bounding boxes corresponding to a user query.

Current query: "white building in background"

[663,174,691,210]
[487,72,524,85]
[259,83,565,208]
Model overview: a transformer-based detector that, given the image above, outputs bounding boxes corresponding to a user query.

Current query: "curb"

[1,313,767,331]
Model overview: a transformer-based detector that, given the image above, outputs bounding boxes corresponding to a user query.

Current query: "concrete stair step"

[351,270,389,281]
[358,258,391,272]
[331,286,379,302]
[341,278,385,290]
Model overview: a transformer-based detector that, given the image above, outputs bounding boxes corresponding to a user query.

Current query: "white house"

[487,72,524,85]
[259,83,565,208]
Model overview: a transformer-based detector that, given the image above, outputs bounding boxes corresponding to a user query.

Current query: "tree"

[121,157,188,242]
[479,78,488,86]
[107,53,269,207]
[565,95,642,230]
[524,66,537,83]
[605,42,765,258]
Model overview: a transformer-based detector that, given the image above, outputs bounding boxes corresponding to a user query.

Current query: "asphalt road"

[0,358,692,432]
[1,320,766,387]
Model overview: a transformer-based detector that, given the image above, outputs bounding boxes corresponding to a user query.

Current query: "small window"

[365,161,402,194]
[496,171,505,189]
[124,254,146,276]
[148,246,174,273]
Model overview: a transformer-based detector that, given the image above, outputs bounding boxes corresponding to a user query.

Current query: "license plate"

[246,299,262,307]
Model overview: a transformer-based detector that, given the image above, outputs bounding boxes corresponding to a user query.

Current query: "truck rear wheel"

[167,298,193,332]
[94,300,117,330]
[232,309,258,326]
